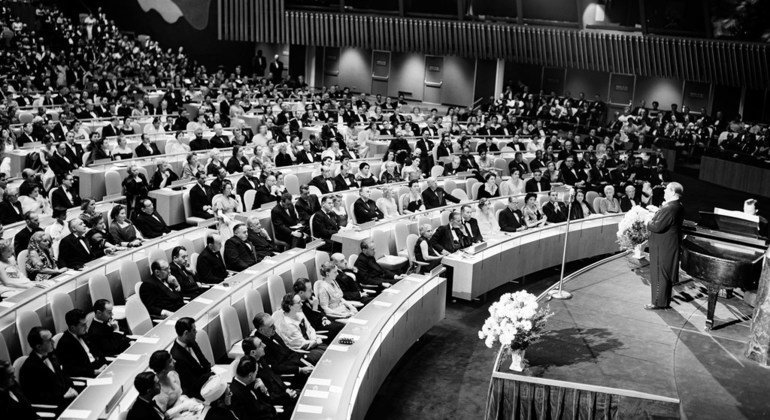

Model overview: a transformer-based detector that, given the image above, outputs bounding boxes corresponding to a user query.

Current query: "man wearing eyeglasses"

[139,259,184,318]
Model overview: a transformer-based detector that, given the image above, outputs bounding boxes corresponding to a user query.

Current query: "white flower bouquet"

[616,205,653,251]
[478,291,552,351]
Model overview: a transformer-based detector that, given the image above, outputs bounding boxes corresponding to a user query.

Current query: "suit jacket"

[189,183,213,219]
[134,143,161,157]
[524,178,551,193]
[235,176,258,202]
[499,208,526,232]
[0,385,38,420]
[508,160,530,175]
[334,173,358,191]
[139,276,185,316]
[134,211,170,239]
[271,204,301,243]
[0,200,24,225]
[460,218,483,243]
[430,224,470,253]
[189,138,210,151]
[312,210,339,240]
[542,201,569,223]
[87,319,131,357]
[620,196,638,212]
[310,175,337,194]
[14,227,42,256]
[197,246,228,284]
[588,167,612,189]
[51,186,81,209]
[421,187,460,210]
[257,359,297,406]
[170,340,213,400]
[65,142,85,164]
[100,124,118,139]
[19,352,73,406]
[48,153,77,177]
[226,156,247,173]
[229,379,278,420]
[254,185,277,209]
[247,229,278,259]
[559,167,587,186]
[57,233,94,269]
[210,135,231,149]
[224,236,258,271]
[16,132,35,147]
[252,331,304,375]
[170,262,204,297]
[295,195,320,225]
[55,331,105,378]
[295,150,315,164]
[353,253,397,287]
[127,397,164,420]
[353,198,383,224]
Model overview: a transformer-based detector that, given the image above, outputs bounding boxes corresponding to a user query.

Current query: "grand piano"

[681,210,767,330]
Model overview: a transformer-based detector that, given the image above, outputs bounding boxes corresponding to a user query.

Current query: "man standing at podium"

[645,182,685,310]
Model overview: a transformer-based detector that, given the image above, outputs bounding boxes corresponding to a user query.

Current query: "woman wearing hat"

[200,375,238,420]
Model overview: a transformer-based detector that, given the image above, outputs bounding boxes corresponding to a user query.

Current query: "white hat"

[200,374,227,404]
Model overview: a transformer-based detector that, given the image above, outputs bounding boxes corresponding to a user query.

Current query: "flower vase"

[632,243,644,259]
[507,347,526,372]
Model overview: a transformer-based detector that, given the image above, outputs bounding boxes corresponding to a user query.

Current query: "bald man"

[645,182,684,310]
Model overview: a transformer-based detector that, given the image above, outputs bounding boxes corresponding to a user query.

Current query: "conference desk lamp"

[549,185,574,300]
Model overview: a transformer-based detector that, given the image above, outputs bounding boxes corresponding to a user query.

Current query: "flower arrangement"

[478,291,552,352]
[616,206,653,251]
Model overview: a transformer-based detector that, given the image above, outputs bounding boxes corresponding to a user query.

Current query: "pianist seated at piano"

[744,198,769,238]
[415,224,444,272]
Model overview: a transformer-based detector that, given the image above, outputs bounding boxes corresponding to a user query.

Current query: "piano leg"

[706,283,721,331]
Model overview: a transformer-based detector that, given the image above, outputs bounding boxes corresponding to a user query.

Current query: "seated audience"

[229,356,279,420]
[200,375,238,420]
[415,224,444,272]
[127,372,164,420]
[460,204,483,243]
[377,187,400,219]
[570,189,595,220]
[499,197,527,232]
[354,238,405,288]
[0,188,24,224]
[88,299,131,357]
[108,204,143,247]
[477,173,500,199]
[56,309,107,378]
[190,171,215,219]
[620,185,639,212]
[402,180,426,214]
[422,177,460,209]
[246,216,279,260]
[294,185,321,226]
[134,199,171,238]
[0,359,38,420]
[315,262,359,321]
[293,278,344,339]
[14,212,42,256]
[241,337,299,409]
[135,134,162,157]
[140,259,185,318]
[224,223,259,272]
[542,191,569,223]
[597,185,621,214]
[171,318,213,400]
[20,327,78,407]
[57,218,96,269]
[353,187,384,224]
[331,253,373,304]
[170,246,206,298]
[197,234,228,284]
[525,169,551,193]
[522,193,548,228]
[271,193,308,249]
[273,293,327,364]
[476,198,500,236]
[149,350,203,418]
[312,196,340,252]
[430,211,471,254]
[150,161,179,190]
[251,313,315,376]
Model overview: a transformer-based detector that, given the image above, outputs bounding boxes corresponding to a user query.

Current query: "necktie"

[299,319,309,340]
[79,237,91,254]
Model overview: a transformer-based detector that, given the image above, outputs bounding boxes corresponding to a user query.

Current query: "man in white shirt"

[143,117,166,140]
[56,309,107,378]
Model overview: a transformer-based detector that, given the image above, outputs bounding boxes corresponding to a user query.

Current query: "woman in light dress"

[166,131,192,155]
[475,198,500,237]
[149,350,203,419]
[181,154,199,180]
[502,169,526,196]
[273,293,326,363]
[0,240,38,298]
[401,157,423,182]
[377,187,399,218]
[26,232,66,283]
[316,262,358,322]
[597,185,621,214]
[522,193,548,228]
[212,180,242,237]
[111,135,134,161]
[19,185,51,215]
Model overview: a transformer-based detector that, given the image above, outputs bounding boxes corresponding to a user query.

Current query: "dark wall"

[88,0,255,70]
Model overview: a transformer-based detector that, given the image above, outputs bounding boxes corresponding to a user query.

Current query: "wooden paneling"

[218,0,770,88]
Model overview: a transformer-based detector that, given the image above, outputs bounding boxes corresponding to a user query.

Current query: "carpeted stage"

[523,253,770,420]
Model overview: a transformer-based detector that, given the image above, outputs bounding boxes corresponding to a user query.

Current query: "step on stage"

[487,253,770,419]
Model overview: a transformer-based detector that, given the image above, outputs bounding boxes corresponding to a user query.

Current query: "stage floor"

[527,253,770,420]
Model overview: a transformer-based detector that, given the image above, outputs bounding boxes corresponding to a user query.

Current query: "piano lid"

[698,211,765,238]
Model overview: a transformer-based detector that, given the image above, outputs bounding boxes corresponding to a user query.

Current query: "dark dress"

[647,200,684,307]
[414,236,441,272]
[122,175,150,217]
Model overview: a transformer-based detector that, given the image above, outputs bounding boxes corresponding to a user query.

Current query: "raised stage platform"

[487,252,770,420]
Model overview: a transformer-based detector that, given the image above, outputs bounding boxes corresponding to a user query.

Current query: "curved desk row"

[0,223,214,359]
[61,242,324,420]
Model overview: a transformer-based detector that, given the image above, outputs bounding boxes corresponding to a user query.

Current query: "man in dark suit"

[134,199,171,239]
[229,356,279,420]
[649,162,672,187]
[170,318,213,399]
[588,158,613,192]
[16,123,35,147]
[542,191,569,223]
[508,152,530,176]
[499,198,527,232]
[353,187,384,224]
[271,193,308,249]
[646,183,685,310]
[242,337,300,408]
[353,238,405,288]
[19,327,78,407]
[312,196,340,252]
[13,212,42,256]
[293,279,345,340]
[320,118,343,148]
[88,299,131,357]
[189,129,210,151]
[140,259,185,318]
[310,167,337,194]
[254,49,267,76]
[331,252,373,304]
[0,360,38,420]
[170,246,206,297]
[334,164,358,191]
[135,134,161,158]
[269,54,284,83]
[559,157,587,188]
[254,175,280,209]
[189,172,214,219]
[251,313,314,376]
[64,131,85,164]
[0,189,24,225]
[100,117,120,138]
[236,165,259,204]
[295,186,321,226]
[57,218,95,269]
[196,234,229,284]
[224,224,259,272]
[51,174,81,209]
[246,217,279,260]
[126,372,164,420]
[620,185,639,212]
[56,309,108,378]
[48,144,78,180]
[525,169,551,193]
[421,177,461,210]
[430,211,471,254]
[459,205,483,243]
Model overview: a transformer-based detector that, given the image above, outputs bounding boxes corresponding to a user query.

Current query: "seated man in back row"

[353,187,383,224]
[353,238,405,289]
[134,199,171,239]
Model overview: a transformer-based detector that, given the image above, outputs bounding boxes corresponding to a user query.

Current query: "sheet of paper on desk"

[60,409,91,419]
[213,284,228,290]
[296,404,323,414]
[328,344,349,352]
[135,336,159,344]
[87,377,113,386]
[382,288,400,294]
[303,389,330,399]
[306,377,331,386]
[194,297,213,304]
[346,318,368,325]
[116,353,142,361]
[165,318,179,325]
[0,301,14,308]
[373,301,392,308]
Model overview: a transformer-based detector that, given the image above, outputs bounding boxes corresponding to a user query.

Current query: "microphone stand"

[549,187,574,300]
